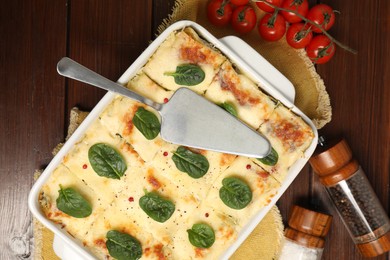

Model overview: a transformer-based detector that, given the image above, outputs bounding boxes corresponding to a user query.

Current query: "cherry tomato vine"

[254,0,356,54]
[206,0,356,64]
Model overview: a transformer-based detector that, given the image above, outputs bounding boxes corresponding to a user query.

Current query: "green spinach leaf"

[172,146,209,178]
[187,223,215,248]
[106,230,142,260]
[56,185,92,218]
[219,102,238,117]
[88,143,127,179]
[164,64,205,86]
[219,177,252,210]
[139,191,175,223]
[132,107,161,140]
[257,147,278,166]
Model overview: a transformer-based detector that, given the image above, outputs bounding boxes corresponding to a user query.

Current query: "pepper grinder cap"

[309,138,359,186]
[288,205,333,237]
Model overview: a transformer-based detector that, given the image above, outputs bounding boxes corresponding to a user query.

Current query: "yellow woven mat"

[159,0,332,129]
[33,108,285,259]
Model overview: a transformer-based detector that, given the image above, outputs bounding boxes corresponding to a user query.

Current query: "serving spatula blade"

[57,57,271,158]
[161,88,271,158]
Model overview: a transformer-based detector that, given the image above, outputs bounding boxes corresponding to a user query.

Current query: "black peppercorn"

[309,137,390,257]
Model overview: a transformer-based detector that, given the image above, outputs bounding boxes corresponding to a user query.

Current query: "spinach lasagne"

[39,27,314,260]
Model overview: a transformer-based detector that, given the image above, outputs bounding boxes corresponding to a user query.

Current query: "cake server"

[57,57,271,158]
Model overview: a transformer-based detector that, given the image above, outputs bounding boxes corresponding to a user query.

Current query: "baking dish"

[28,20,318,259]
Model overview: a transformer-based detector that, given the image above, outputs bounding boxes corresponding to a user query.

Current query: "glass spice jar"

[279,205,332,260]
[309,137,390,258]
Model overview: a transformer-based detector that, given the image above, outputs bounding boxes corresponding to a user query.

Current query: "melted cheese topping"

[99,95,164,162]
[203,156,280,228]
[152,143,236,201]
[205,61,276,129]
[252,105,315,182]
[83,205,170,260]
[167,203,239,260]
[143,28,226,94]
[39,164,109,240]
[127,73,174,103]
[39,28,314,260]
[114,165,200,244]
[62,119,142,203]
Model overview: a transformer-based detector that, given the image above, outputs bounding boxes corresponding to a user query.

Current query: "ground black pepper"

[310,137,390,257]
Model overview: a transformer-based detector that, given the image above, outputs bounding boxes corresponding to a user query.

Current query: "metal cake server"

[57,57,271,158]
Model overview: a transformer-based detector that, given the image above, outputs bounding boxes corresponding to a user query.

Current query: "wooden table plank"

[314,0,389,259]
[66,0,154,118]
[152,0,176,35]
[0,0,67,258]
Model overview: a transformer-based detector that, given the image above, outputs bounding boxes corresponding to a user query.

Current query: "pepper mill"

[279,205,332,260]
[309,137,390,257]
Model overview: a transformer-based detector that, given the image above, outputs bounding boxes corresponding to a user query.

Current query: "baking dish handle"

[218,36,295,103]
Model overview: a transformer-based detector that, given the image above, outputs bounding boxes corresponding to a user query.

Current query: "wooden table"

[1,0,388,259]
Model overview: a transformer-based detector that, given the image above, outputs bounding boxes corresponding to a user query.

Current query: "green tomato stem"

[217,0,230,16]
[296,25,310,41]
[238,6,251,22]
[318,42,335,58]
[267,9,279,28]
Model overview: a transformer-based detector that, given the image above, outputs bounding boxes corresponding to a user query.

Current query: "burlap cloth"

[34,0,333,258]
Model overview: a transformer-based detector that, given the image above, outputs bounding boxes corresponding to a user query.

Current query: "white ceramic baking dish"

[28,20,318,260]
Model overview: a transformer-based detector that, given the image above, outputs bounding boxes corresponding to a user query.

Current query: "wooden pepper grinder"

[279,205,332,260]
[309,137,390,257]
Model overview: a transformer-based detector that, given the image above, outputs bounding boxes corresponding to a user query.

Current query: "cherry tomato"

[258,13,286,41]
[307,4,335,33]
[230,0,249,6]
[306,35,335,64]
[207,0,233,27]
[280,0,308,23]
[286,23,313,49]
[255,0,284,13]
[231,5,257,34]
